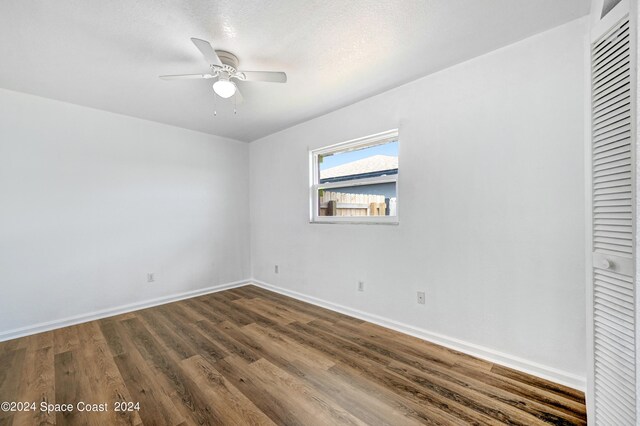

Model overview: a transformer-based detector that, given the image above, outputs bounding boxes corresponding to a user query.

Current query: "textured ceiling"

[0,0,589,142]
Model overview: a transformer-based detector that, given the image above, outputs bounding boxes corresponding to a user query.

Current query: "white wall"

[250,18,587,385]
[0,88,250,336]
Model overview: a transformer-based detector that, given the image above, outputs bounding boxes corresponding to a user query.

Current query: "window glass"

[310,131,398,224]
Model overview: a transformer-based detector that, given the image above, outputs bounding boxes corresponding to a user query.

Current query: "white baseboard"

[0,278,251,342]
[250,278,586,392]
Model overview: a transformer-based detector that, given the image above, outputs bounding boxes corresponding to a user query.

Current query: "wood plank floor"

[0,285,586,425]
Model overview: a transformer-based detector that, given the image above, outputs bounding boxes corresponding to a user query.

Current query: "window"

[310,129,399,224]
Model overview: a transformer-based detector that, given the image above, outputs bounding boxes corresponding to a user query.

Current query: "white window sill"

[310,217,399,225]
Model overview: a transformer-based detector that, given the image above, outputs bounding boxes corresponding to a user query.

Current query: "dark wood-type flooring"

[0,285,586,425]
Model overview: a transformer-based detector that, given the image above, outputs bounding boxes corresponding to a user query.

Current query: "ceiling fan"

[160,38,287,103]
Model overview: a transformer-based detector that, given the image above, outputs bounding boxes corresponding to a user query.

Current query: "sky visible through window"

[320,141,398,171]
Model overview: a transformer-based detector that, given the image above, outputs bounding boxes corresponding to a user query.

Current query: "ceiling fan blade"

[190,38,222,66]
[239,71,287,83]
[159,73,214,80]
[234,87,244,105]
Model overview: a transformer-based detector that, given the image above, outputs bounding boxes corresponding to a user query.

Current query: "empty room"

[0,0,637,424]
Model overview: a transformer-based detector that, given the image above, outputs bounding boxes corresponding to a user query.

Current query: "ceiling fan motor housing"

[215,50,239,71]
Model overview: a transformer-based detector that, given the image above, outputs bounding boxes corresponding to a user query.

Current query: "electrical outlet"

[274,265,279,274]
[417,291,425,304]
[147,273,155,283]
[358,281,364,291]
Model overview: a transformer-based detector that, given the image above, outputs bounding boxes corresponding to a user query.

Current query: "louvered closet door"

[590,10,637,426]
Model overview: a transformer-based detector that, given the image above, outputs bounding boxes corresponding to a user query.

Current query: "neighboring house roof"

[320,155,398,182]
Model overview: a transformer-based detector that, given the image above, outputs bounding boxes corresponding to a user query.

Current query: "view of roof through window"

[319,141,398,183]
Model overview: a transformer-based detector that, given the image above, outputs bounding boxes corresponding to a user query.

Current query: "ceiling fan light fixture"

[213,78,236,98]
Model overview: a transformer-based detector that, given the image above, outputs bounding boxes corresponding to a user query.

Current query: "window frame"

[309,129,399,225]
